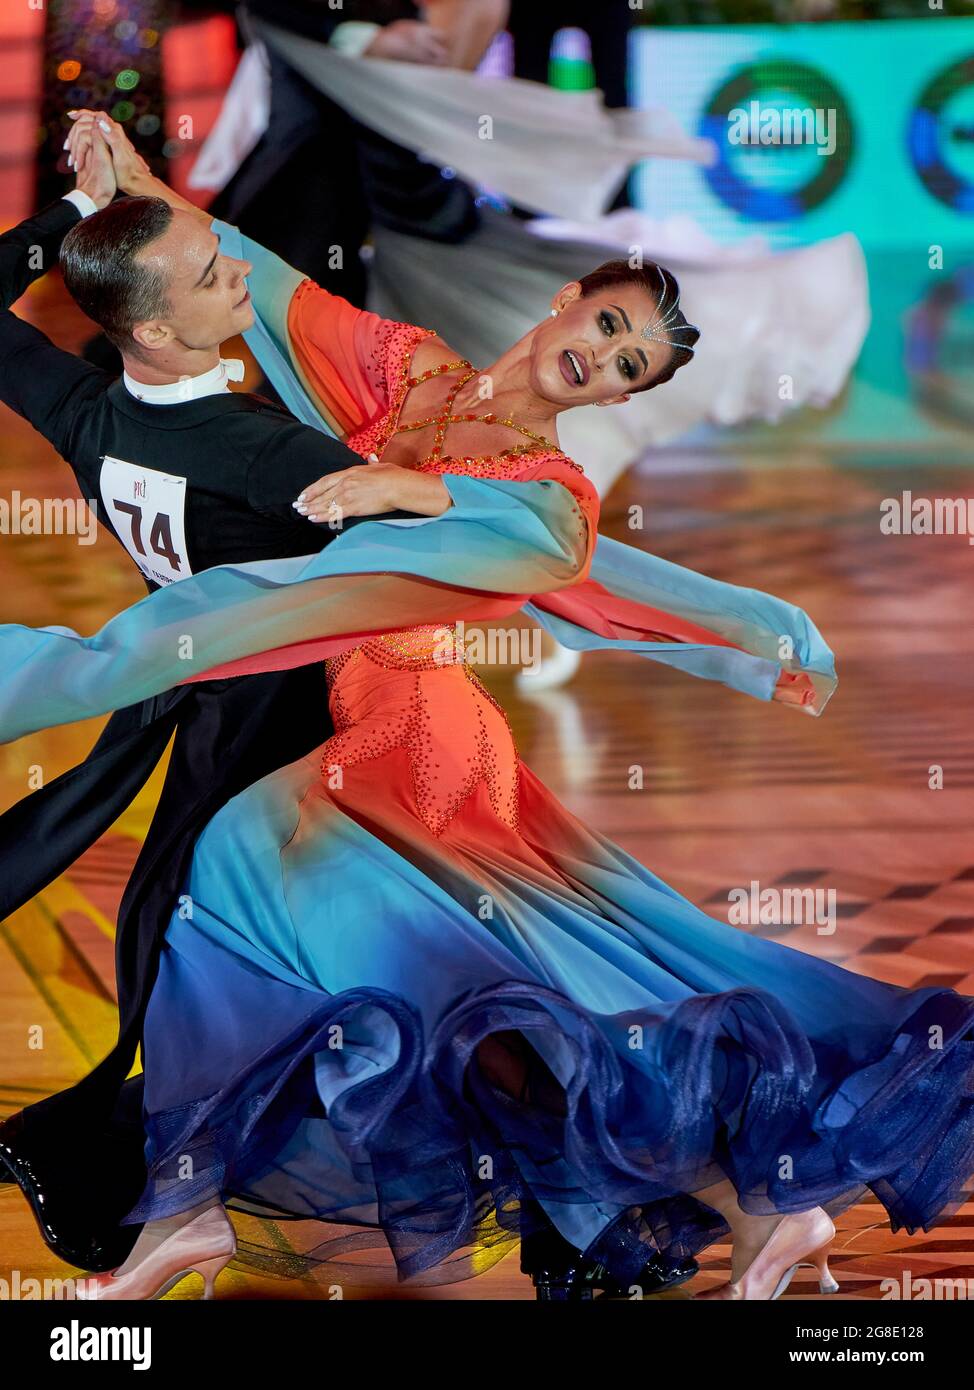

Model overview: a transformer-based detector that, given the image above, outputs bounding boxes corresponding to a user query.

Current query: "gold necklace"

[392,368,559,462]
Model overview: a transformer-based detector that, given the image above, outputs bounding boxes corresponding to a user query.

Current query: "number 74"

[113,501,181,571]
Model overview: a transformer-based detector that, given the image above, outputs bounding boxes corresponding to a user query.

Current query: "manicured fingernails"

[98,120,111,133]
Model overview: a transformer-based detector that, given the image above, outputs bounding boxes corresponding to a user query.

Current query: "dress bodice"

[331,325,586,690]
[344,322,584,482]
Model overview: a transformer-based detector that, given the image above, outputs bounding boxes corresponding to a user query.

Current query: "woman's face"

[529,280,674,408]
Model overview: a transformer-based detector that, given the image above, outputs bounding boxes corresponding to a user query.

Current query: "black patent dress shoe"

[529,1251,699,1300]
[0,1111,140,1272]
[592,1251,700,1298]
[522,1224,699,1300]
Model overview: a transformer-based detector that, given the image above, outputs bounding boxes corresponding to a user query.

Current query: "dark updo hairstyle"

[576,259,700,392]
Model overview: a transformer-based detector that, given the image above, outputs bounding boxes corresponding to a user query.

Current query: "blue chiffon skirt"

[124,736,974,1285]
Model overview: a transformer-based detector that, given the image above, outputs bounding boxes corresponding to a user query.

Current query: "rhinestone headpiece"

[641,266,698,354]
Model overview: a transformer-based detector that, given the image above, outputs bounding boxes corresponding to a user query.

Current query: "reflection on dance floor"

[1,285,972,1299]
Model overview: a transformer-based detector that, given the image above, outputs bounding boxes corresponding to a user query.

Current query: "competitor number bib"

[99,456,192,587]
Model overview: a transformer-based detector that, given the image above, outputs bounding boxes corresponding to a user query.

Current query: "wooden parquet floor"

[1,281,972,1299]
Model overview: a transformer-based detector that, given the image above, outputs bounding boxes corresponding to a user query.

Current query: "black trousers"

[0,666,332,1239]
[508,0,633,110]
[507,0,634,214]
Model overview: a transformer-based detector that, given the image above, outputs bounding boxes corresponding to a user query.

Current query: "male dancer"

[0,127,441,1273]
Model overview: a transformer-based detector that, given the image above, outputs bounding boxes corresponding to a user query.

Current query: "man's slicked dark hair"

[60,196,174,351]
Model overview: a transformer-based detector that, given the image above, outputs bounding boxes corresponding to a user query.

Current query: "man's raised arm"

[0,135,115,454]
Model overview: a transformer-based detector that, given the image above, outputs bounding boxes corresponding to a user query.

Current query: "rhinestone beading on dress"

[324,624,468,689]
[321,641,520,838]
[345,332,584,478]
[325,333,592,837]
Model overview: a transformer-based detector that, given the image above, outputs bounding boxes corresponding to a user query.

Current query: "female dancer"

[24,119,974,1301]
[189,17,868,692]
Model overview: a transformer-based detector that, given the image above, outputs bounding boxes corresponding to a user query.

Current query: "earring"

[550,309,558,317]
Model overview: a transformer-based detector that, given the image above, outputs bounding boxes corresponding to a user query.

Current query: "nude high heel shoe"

[74,1205,236,1301]
[694,1207,839,1301]
[515,641,581,692]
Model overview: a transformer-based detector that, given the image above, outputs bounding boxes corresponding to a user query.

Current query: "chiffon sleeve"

[0,474,590,743]
[213,218,433,439]
[286,278,434,440]
[510,457,832,714]
[509,453,600,585]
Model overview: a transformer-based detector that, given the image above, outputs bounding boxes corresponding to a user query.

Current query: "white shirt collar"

[122,357,246,405]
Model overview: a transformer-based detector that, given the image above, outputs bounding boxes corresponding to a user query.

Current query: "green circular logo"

[700,59,854,221]
[908,56,974,211]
